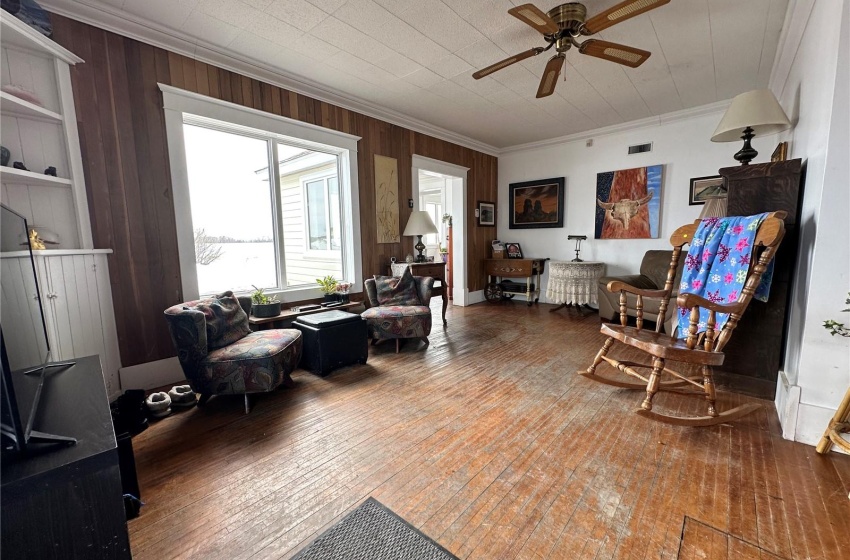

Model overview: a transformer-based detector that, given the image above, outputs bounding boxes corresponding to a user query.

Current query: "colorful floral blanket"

[676,214,774,338]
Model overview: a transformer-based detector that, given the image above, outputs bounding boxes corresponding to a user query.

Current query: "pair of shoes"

[145,392,172,418]
[169,385,197,408]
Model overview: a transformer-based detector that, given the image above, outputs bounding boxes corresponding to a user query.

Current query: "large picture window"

[162,85,361,302]
[182,119,347,296]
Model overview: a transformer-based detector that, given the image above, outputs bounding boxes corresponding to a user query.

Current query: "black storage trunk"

[292,310,368,376]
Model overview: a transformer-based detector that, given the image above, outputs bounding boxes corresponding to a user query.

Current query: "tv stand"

[1,356,131,558]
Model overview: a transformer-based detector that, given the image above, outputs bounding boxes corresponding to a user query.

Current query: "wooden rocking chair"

[579,211,787,426]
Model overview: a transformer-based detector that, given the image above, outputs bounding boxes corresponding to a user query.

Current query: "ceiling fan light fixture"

[476,1,670,95]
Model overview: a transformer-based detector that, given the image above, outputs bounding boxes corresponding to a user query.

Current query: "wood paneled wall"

[50,15,498,368]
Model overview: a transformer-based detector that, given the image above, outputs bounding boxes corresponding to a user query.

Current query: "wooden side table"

[547,261,605,312]
[389,261,448,326]
[484,258,548,306]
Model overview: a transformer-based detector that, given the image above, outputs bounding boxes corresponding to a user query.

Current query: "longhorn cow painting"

[595,165,662,239]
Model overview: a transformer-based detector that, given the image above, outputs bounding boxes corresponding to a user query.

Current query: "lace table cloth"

[546,261,605,305]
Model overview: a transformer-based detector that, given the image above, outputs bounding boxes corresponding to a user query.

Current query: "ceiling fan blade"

[536,54,565,98]
[583,0,670,34]
[473,48,543,79]
[579,39,651,68]
[508,4,560,35]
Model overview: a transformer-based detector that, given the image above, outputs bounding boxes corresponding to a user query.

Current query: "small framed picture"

[771,141,788,162]
[689,175,726,205]
[505,242,523,259]
[478,201,495,227]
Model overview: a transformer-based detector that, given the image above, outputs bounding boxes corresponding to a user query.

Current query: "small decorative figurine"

[44,166,57,176]
[13,161,29,171]
[405,254,414,263]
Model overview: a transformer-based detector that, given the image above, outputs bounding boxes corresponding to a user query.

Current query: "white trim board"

[411,155,470,306]
[119,356,184,391]
[40,0,500,157]
[500,100,732,154]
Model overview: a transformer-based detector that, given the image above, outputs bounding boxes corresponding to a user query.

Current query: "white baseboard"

[119,356,185,391]
[795,401,845,451]
[466,290,485,305]
[775,370,801,441]
[774,371,845,453]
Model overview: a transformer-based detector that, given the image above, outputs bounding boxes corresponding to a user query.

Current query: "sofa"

[597,250,685,334]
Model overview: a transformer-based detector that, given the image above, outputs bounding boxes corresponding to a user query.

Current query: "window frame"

[299,169,341,258]
[161,84,362,302]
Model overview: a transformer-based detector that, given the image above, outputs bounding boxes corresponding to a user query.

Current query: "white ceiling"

[60,0,789,150]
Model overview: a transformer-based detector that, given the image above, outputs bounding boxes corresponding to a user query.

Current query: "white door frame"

[411,154,470,306]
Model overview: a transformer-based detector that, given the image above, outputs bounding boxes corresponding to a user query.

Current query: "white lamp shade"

[711,89,791,142]
[403,210,439,236]
[698,197,728,219]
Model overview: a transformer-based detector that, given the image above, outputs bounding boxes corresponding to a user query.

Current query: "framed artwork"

[374,154,400,243]
[505,242,523,259]
[771,141,788,162]
[595,165,662,239]
[477,201,495,226]
[508,177,565,229]
[689,175,726,205]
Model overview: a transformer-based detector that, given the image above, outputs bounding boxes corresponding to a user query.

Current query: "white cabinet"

[1,250,121,396]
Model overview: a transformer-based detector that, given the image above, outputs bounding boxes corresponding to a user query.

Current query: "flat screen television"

[1,203,76,452]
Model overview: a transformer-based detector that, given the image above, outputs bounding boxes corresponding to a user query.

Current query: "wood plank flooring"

[128,303,850,559]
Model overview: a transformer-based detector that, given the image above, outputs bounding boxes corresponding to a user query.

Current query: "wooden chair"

[817,385,850,455]
[579,211,787,426]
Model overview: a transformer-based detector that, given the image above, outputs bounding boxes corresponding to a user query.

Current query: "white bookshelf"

[0,12,91,249]
[0,14,122,395]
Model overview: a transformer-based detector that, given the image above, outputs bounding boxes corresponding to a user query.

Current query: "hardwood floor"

[128,303,850,559]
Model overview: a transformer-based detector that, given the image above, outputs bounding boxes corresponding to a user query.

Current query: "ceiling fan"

[473,0,670,98]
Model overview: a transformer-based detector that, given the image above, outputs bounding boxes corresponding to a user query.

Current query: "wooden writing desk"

[389,262,448,326]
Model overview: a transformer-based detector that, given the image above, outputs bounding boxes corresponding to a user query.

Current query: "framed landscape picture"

[478,201,495,226]
[595,165,662,239]
[689,175,726,205]
[508,177,564,229]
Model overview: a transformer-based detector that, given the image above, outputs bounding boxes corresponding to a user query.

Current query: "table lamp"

[699,196,728,219]
[403,210,439,263]
[711,89,791,165]
[567,235,587,262]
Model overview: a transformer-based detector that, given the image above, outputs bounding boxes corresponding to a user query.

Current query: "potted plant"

[250,285,281,318]
[316,275,339,303]
[439,243,449,263]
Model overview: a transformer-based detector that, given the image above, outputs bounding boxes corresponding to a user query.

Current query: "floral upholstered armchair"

[163,291,302,413]
[362,268,434,353]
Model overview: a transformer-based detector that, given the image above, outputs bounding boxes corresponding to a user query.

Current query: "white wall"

[497,106,761,303]
[771,0,849,446]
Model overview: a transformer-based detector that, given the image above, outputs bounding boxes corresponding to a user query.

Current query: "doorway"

[411,155,469,306]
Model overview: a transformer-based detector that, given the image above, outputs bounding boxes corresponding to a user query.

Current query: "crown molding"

[499,99,732,154]
[40,0,501,157]
[768,0,816,98]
